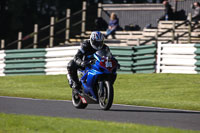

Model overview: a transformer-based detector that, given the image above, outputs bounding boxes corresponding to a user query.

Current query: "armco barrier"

[2,46,79,76]
[156,43,200,74]
[110,46,134,73]
[3,43,200,76]
[45,46,79,75]
[133,44,156,73]
[0,45,157,76]
[4,48,47,75]
[110,44,157,74]
[0,50,5,76]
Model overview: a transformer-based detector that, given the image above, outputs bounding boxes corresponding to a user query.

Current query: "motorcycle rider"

[67,31,112,91]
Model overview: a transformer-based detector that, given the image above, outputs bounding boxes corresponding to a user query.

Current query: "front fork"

[98,81,104,98]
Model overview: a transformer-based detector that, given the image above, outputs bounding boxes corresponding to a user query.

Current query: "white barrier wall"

[45,46,79,75]
[0,50,5,76]
[156,43,198,74]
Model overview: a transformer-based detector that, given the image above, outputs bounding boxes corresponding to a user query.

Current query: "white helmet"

[90,31,104,50]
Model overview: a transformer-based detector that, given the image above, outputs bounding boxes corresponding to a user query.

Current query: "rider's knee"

[67,60,76,71]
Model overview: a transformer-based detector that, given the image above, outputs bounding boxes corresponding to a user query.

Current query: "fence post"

[174,0,177,13]
[155,29,158,44]
[18,32,22,49]
[97,3,102,18]
[137,38,140,46]
[1,40,5,49]
[176,34,179,44]
[33,24,38,48]
[188,13,192,43]
[172,21,175,43]
[65,9,71,44]
[49,17,55,48]
[81,1,87,36]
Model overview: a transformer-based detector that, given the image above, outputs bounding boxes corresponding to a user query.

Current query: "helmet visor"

[92,40,103,50]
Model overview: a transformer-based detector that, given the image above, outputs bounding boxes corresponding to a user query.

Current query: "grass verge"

[0,113,199,133]
[0,74,200,111]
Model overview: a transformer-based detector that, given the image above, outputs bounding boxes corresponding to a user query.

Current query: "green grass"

[0,74,200,111]
[0,113,199,133]
[114,74,200,111]
[1,74,200,132]
[0,75,70,100]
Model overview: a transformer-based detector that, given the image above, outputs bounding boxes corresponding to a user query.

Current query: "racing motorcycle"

[72,48,118,110]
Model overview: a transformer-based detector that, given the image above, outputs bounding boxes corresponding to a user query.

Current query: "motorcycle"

[72,48,118,110]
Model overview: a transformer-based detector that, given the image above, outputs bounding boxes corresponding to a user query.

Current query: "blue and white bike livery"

[72,48,118,110]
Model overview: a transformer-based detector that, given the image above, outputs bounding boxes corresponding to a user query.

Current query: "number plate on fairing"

[100,58,116,71]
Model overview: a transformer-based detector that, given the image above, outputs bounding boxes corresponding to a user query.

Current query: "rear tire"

[98,81,113,110]
[72,90,88,109]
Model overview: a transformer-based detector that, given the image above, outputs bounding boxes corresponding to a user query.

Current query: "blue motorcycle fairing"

[79,51,117,101]
[80,64,112,100]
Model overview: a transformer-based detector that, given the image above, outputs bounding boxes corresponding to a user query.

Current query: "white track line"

[0,96,71,102]
[0,96,200,113]
[114,103,200,113]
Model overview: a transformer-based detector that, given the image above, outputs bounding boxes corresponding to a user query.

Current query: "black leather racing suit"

[67,39,111,89]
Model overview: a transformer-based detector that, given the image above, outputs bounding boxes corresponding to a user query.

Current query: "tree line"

[0,0,82,43]
[0,0,162,44]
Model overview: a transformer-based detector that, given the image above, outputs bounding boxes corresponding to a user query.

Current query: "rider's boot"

[67,60,82,92]
[67,73,81,92]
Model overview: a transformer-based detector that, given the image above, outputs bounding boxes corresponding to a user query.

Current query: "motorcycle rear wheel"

[98,81,113,110]
[72,90,88,109]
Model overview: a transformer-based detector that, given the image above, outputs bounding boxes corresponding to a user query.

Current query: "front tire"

[98,81,114,110]
[72,90,88,109]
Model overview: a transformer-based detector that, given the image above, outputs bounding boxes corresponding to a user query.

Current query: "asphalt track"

[0,96,200,131]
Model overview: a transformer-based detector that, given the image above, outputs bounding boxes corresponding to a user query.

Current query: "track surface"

[0,96,200,131]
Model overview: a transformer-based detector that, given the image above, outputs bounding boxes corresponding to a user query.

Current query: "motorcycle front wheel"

[98,81,114,110]
[72,90,88,109]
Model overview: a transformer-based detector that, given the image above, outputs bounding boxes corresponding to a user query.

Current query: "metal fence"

[99,3,165,30]
[0,1,87,50]
[99,1,198,30]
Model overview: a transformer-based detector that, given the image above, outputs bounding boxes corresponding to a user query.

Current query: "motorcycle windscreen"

[96,48,112,58]
[96,49,117,72]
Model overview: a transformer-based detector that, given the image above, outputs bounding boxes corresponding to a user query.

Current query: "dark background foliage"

[0,0,162,43]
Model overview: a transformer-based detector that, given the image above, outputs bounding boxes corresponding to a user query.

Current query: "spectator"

[157,0,174,22]
[174,9,187,20]
[190,2,200,23]
[104,12,119,39]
